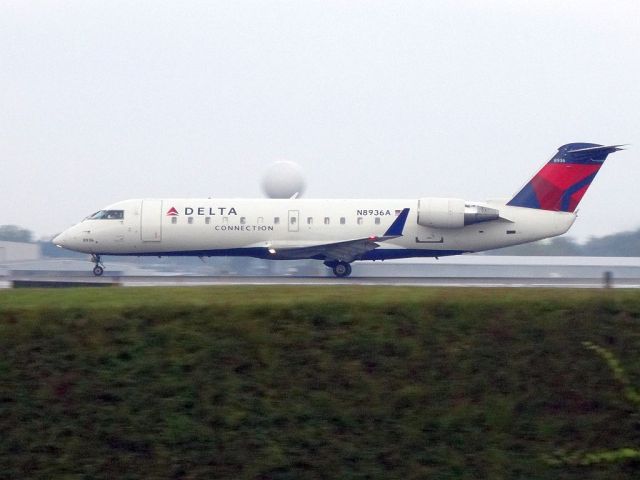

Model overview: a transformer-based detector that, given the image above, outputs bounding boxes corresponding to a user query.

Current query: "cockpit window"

[89,210,124,220]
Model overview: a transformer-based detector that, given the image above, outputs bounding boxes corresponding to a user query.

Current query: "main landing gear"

[91,254,105,276]
[325,260,352,278]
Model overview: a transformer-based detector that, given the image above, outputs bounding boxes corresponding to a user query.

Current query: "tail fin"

[507,143,624,212]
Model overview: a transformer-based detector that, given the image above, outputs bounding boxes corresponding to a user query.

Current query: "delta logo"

[165,206,239,216]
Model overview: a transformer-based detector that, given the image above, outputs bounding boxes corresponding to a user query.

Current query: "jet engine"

[417,198,500,229]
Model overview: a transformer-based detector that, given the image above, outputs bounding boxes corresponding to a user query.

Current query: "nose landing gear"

[91,254,105,276]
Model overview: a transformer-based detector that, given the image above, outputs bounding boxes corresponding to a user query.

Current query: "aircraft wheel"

[93,265,104,276]
[333,262,352,278]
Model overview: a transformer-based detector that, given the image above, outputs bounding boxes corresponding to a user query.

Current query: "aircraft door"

[141,200,163,242]
[288,210,299,232]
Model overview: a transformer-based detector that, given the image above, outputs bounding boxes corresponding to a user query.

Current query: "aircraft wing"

[263,208,410,262]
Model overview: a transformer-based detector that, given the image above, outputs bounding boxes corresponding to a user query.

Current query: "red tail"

[507,143,623,212]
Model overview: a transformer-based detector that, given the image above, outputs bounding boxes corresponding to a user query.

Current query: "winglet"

[384,208,410,236]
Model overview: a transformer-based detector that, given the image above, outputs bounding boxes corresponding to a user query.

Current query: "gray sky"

[2,0,639,241]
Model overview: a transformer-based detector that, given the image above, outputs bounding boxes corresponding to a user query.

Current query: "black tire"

[93,265,104,276]
[333,262,352,278]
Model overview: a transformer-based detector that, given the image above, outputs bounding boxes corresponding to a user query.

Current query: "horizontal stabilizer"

[563,144,626,154]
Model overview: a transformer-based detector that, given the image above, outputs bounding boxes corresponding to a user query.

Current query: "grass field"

[1,286,640,479]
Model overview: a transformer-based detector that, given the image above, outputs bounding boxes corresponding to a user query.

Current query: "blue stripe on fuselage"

[97,247,467,261]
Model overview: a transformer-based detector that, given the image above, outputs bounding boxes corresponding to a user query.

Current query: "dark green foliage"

[585,230,640,257]
[0,225,33,243]
[489,226,640,256]
[1,287,640,479]
[543,342,640,468]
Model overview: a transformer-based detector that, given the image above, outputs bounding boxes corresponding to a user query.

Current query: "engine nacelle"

[417,198,465,228]
[417,198,500,229]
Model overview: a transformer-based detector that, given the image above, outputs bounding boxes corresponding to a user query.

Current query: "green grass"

[1,287,640,479]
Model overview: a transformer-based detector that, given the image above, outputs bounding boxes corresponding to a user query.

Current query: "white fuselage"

[53,198,576,261]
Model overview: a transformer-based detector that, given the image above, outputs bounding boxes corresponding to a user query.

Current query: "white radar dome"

[261,161,306,198]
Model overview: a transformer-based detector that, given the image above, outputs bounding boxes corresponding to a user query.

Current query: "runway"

[5,274,640,289]
[121,276,639,288]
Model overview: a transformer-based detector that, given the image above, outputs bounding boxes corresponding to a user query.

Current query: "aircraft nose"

[52,231,68,248]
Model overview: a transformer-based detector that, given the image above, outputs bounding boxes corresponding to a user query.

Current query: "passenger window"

[205,217,211,225]
[171,217,177,225]
[357,217,363,225]
[257,217,264,224]
[274,217,280,224]
[240,217,246,225]
[324,217,330,225]
[307,217,313,225]
[375,217,381,225]
[340,217,346,225]
[188,217,194,224]
[223,217,229,224]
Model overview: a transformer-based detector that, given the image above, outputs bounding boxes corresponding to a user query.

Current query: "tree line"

[488,228,640,256]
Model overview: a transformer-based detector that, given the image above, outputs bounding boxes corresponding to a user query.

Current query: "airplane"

[53,143,623,277]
